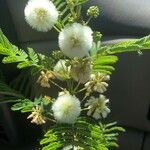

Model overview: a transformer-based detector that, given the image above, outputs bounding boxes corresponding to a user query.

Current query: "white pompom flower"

[52,93,81,124]
[59,23,93,58]
[85,95,110,120]
[53,59,71,80]
[24,0,58,32]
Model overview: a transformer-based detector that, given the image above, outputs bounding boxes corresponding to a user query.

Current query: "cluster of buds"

[27,106,46,125]
[66,0,75,6]
[85,72,110,95]
[37,70,54,88]
[93,31,102,43]
[87,6,100,18]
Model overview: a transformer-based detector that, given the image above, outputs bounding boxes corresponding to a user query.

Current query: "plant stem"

[76,5,82,20]
[82,107,89,111]
[53,25,61,32]
[46,117,56,123]
[49,80,64,91]
[81,95,88,103]
[67,79,74,94]
[75,87,87,94]
[73,82,80,93]
[85,16,92,25]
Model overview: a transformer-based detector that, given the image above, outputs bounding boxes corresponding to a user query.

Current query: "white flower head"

[85,73,110,94]
[85,95,110,120]
[52,93,81,124]
[24,0,58,32]
[53,59,71,80]
[59,23,93,58]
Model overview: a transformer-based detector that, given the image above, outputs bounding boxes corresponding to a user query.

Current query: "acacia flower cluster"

[58,23,93,58]
[0,0,143,148]
[25,0,110,125]
[52,92,81,124]
[20,0,117,149]
[24,0,58,32]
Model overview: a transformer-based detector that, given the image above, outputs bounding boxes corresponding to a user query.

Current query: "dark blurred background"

[1,0,150,149]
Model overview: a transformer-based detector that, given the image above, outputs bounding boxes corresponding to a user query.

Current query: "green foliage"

[99,35,150,55]
[37,50,66,72]
[92,55,118,74]
[11,99,33,113]
[51,0,71,30]
[93,35,150,74]
[0,70,25,103]
[90,41,101,56]
[40,118,124,150]
[76,0,89,5]
[38,53,56,71]
[0,29,39,69]
[11,96,52,113]
[0,79,24,103]
[0,69,34,103]
[10,70,32,97]
[51,0,88,30]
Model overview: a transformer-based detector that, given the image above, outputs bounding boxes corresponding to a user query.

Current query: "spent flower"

[85,73,110,94]
[27,105,46,125]
[37,70,54,88]
[85,95,110,119]
[71,58,91,83]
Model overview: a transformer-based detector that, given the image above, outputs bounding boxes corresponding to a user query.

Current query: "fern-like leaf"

[99,35,150,55]
[51,0,70,29]
[0,80,24,103]
[40,118,124,150]
[0,29,39,69]
[92,55,118,74]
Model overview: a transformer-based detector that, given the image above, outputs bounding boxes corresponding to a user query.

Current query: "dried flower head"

[85,72,110,95]
[27,105,46,125]
[85,95,110,119]
[37,70,54,88]
[24,0,58,32]
[71,58,92,83]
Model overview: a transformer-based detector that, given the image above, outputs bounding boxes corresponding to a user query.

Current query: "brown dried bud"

[37,70,54,88]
